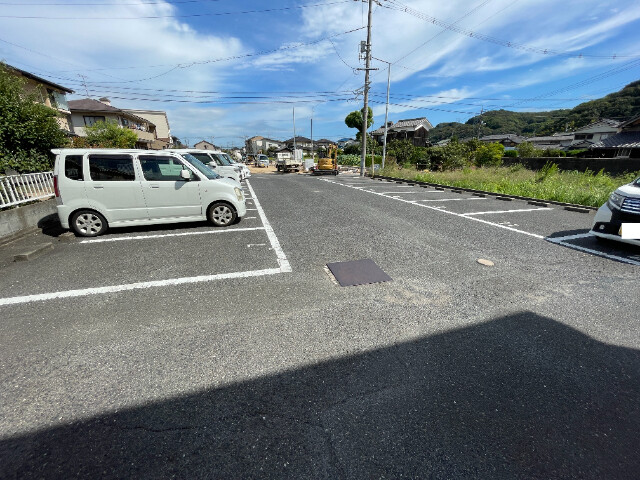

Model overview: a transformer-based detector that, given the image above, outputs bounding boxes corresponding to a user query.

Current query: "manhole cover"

[326,259,392,287]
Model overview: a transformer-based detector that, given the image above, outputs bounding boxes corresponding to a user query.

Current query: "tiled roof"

[68,98,121,112]
[480,134,525,143]
[370,126,388,135]
[392,117,433,129]
[591,132,640,148]
[528,135,573,142]
[284,136,312,143]
[6,64,74,93]
[68,98,155,126]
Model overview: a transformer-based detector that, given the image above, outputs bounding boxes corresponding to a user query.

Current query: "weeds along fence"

[0,172,55,209]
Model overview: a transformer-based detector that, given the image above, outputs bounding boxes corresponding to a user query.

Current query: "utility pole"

[310,116,314,163]
[293,107,298,164]
[375,58,391,170]
[476,106,484,139]
[358,0,375,177]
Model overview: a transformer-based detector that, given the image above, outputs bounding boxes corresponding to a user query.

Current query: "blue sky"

[2,0,640,147]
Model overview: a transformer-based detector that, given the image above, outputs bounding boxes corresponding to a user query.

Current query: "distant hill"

[428,80,640,143]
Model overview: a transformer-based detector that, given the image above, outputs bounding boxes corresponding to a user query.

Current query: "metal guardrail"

[0,171,55,209]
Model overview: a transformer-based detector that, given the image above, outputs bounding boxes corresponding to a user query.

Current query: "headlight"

[234,187,243,201]
[608,192,625,209]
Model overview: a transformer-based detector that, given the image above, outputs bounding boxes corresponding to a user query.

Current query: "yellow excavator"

[312,144,339,176]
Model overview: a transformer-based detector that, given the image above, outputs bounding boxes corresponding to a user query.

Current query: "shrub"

[85,120,138,148]
[517,141,539,158]
[441,141,470,170]
[337,154,360,166]
[566,149,587,157]
[544,149,566,157]
[475,142,504,167]
[504,150,518,158]
[387,139,415,165]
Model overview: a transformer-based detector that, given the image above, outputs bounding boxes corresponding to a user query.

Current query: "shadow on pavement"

[2,312,639,479]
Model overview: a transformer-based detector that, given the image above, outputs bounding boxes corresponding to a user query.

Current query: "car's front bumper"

[590,202,640,247]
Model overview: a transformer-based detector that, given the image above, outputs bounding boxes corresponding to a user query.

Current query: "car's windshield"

[189,152,216,166]
[223,154,237,164]
[179,153,220,179]
[213,153,232,166]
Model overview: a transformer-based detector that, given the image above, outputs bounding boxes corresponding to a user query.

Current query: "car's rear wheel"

[70,210,108,237]
[207,202,237,227]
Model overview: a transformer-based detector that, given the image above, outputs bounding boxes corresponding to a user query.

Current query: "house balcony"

[133,129,155,143]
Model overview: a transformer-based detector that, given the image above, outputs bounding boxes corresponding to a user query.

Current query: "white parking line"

[415,198,487,202]
[546,233,640,266]
[245,180,292,272]
[321,178,544,239]
[377,190,446,194]
[0,181,291,307]
[462,207,553,216]
[80,227,267,244]
[0,269,283,307]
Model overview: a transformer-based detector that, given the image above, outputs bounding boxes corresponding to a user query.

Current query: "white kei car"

[591,176,640,247]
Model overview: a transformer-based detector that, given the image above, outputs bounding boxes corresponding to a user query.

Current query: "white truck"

[275,148,302,173]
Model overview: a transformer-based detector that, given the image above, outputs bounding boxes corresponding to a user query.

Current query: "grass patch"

[378,163,639,207]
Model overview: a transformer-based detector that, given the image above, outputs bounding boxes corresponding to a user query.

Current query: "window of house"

[88,155,135,181]
[139,156,186,181]
[64,155,84,181]
[47,90,69,111]
[84,116,106,127]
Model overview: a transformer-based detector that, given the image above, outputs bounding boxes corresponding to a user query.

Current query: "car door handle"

[150,184,160,188]
[93,184,104,189]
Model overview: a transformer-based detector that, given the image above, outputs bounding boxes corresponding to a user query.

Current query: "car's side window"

[64,155,84,181]
[139,155,188,181]
[88,154,135,181]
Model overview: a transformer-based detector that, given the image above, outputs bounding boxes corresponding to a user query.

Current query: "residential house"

[479,134,525,148]
[569,119,621,149]
[283,136,313,154]
[527,134,574,150]
[124,109,173,149]
[337,138,355,148]
[371,117,433,147]
[68,98,158,149]
[194,140,218,150]
[246,136,283,155]
[5,63,74,135]
[589,114,640,158]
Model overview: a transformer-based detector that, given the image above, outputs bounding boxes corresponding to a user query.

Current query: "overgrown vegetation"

[0,63,68,173]
[378,163,639,207]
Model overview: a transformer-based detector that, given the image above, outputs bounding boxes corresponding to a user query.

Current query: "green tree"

[475,142,505,167]
[0,63,68,173]
[85,120,138,148]
[387,139,415,166]
[516,141,539,158]
[344,107,374,133]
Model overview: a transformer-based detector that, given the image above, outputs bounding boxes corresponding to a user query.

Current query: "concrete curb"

[13,243,53,262]
[369,175,599,212]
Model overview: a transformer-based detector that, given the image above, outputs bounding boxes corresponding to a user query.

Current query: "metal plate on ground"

[326,259,392,287]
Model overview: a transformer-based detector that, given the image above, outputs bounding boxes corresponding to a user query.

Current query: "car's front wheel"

[70,210,108,237]
[207,202,237,227]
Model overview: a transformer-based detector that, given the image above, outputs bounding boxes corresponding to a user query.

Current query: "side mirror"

[180,169,192,180]
[208,162,217,168]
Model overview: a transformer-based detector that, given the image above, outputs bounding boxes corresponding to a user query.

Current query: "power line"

[1,0,224,5]
[382,0,640,59]
[1,1,351,19]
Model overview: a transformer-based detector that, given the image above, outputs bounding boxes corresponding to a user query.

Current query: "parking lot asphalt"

[1,172,639,479]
